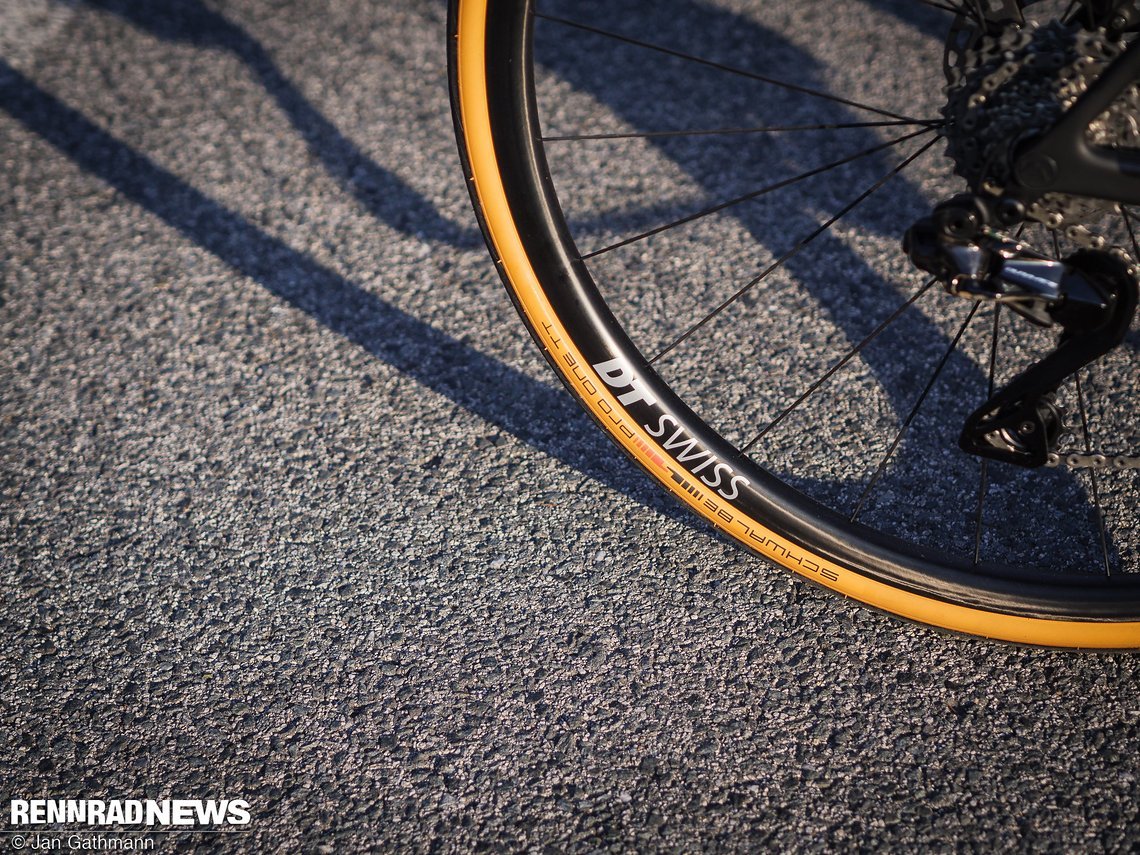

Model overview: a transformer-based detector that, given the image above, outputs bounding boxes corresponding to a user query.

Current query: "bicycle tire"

[448,0,1140,647]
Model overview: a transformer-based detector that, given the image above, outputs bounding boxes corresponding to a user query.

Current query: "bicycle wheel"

[449,0,1140,646]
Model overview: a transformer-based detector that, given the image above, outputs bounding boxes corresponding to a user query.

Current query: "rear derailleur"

[904,193,1137,467]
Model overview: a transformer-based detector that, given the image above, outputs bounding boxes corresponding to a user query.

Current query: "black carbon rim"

[457,0,1140,621]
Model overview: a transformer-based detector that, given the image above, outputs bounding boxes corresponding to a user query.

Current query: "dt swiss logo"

[592,356,751,502]
[591,357,658,407]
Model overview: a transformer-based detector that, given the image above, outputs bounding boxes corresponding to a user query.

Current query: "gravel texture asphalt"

[3,0,1140,852]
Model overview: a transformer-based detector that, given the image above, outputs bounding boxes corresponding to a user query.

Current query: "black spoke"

[915,0,973,16]
[851,303,981,522]
[972,223,1027,565]
[651,135,940,365]
[742,278,938,452]
[1047,226,1112,575]
[582,127,934,259]
[535,12,930,124]
[962,0,985,22]
[1075,372,1113,577]
[1121,205,1140,259]
[543,119,939,142]
[973,303,1002,566]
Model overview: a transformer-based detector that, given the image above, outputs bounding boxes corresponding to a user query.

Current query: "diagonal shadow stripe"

[0,60,689,526]
[80,0,481,249]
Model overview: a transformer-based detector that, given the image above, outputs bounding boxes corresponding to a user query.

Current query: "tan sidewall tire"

[452,0,1140,648]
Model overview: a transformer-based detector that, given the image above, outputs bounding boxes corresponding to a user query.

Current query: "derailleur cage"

[904,194,1138,467]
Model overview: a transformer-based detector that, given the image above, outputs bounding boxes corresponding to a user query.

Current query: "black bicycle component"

[970,0,1025,26]
[961,250,1138,466]
[962,394,1066,465]
[917,3,1140,468]
[1012,35,1140,207]
[1081,0,1140,35]
[906,193,1138,467]
[904,194,1106,327]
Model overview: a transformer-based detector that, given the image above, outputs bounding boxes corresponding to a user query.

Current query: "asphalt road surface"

[3,1,1140,851]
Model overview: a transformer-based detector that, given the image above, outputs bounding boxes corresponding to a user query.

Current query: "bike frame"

[1016,36,1140,204]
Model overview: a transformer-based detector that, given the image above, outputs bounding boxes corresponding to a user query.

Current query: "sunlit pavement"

[3,2,1139,850]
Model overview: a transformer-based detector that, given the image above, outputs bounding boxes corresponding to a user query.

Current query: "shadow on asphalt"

[0,59,694,529]
[1,0,1118,567]
[81,0,482,249]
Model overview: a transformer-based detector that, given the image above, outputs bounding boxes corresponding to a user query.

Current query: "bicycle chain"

[945,16,1140,471]
[945,19,1140,269]
[1046,450,1140,467]
[1042,405,1140,468]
